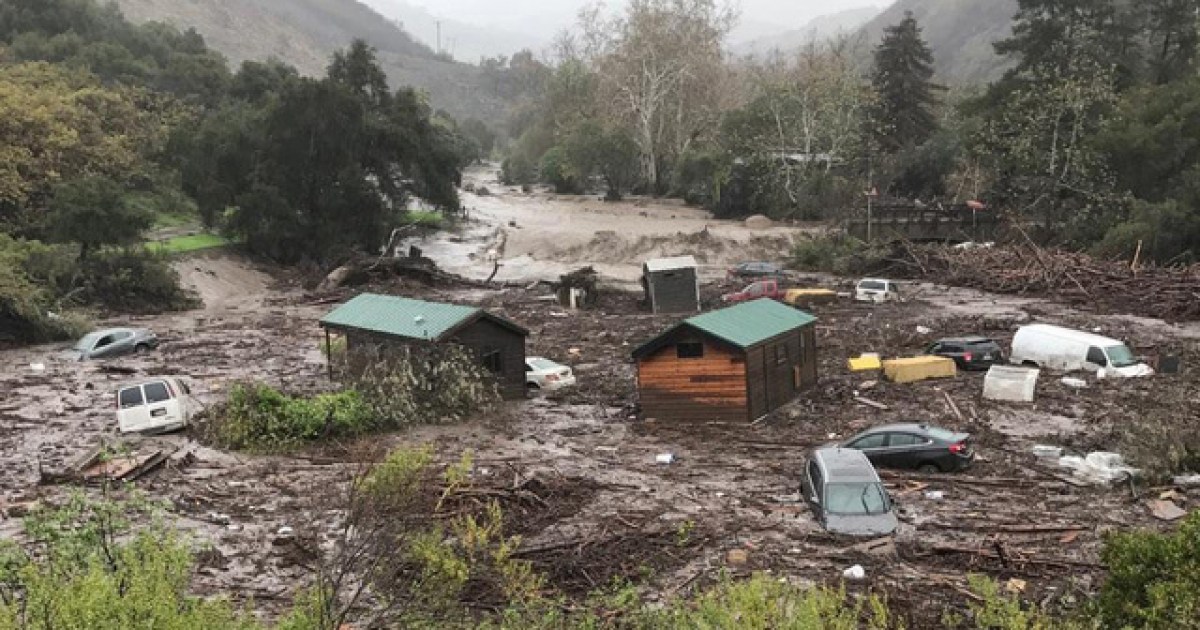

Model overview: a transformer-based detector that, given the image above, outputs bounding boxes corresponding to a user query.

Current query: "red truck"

[721,279,784,304]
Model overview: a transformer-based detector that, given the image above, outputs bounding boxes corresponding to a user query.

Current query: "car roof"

[854,423,936,436]
[811,447,880,483]
[91,327,136,335]
[937,336,996,344]
[858,278,893,283]
[1018,324,1124,347]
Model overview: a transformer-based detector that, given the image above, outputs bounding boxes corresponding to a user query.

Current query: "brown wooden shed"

[319,293,528,399]
[632,299,818,422]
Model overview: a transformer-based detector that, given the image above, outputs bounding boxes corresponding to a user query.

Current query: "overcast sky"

[387,0,887,43]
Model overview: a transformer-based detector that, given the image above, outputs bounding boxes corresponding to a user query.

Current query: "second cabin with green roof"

[631,298,818,423]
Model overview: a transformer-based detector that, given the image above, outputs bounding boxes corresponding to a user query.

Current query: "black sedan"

[841,424,974,473]
[927,337,1004,371]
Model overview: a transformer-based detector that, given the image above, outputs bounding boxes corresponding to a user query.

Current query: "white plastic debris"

[29,363,45,372]
[1059,452,1138,484]
[916,326,932,335]
[277,526,295,537]
[1032,445,1064,458]
[924,491,945,500]
[983,366,1039,403]
[655,453,676,465]
[1172,474,1200,488]
[1061,377,1088,389]
[843,565,866,580]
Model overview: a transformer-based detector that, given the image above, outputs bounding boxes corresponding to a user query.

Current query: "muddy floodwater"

[2,172,1198,624]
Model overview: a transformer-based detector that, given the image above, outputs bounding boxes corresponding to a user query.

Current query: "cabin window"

[482,349,503,373]
[677,342,704,359]
[775,345,789,365]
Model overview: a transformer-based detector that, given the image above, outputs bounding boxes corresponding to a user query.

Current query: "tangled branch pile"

[877,245,1200,321]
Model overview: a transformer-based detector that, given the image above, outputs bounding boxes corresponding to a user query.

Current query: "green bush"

[634,575,891,630]
[1098,510,1200,628]
[791,235,872,275]
[0,493,259,630]
[0,235,91,344]
[76,248,199,313]
[215,384,372,450]
[212,347,499,450]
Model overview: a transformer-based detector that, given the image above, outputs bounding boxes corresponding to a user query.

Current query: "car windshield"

[860,281,886,291]
[1105,345,1139,368]
[528,359,560,371]
[967,340,998,349]
[824,482,890,516]
[73,333,103,351]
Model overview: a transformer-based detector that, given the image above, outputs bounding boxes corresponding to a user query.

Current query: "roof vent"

[414,315,426,325]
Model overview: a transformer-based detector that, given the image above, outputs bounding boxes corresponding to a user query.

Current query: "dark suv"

[727,261,783,280]
[927,336,1004,371]
[841,424,974,473]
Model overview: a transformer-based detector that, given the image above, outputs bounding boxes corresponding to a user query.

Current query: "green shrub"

[791,234,872,275]
[77,249,199,313]
[0,235,91,344]
[0,493,259,630]
[1098,511,1200,628]
[212,347,499,450]
[638,574,891,630]
[214,384,372,450]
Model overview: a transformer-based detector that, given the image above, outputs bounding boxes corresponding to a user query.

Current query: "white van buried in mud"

[116,377,199,434]
[1009,324,1153,378]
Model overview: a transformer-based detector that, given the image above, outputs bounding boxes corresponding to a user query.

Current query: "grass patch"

[405,210,445,229]
[151,233,231,254]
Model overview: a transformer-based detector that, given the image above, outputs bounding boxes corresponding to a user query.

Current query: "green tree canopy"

[871,11,940,152]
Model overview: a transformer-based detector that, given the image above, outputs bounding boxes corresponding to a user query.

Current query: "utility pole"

[436,20,442,55]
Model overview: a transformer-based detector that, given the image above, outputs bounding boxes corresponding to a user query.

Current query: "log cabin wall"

[637,336,749,422]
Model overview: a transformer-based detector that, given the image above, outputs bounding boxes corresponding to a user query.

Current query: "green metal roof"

[320,293,526,342]
[633,298,816,358]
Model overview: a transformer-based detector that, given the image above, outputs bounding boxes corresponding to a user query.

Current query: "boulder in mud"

[744,214,773,229]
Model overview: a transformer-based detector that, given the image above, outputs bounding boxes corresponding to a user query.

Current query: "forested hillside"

[0,0,477,344]
[112,0,511,124]
[502,0,1200,266]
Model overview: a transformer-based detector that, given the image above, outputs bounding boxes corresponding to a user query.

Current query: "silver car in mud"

[71,328,159,360]
[800,446,898,536]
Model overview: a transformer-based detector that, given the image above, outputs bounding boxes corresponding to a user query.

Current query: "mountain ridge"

[112,0,510,124]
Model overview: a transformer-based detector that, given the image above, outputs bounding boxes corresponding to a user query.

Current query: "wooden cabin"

[632,299,818,422]
[642,256,701,314]
[319,293,529,399]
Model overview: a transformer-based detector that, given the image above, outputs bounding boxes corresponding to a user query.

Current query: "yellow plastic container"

[882,356,958,383]
[784,288,838,306]
[848,354,883,372]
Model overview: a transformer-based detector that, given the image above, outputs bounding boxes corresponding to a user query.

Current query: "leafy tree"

[47,176,152,260]
[0,62,168,236]
[994,0,1141,89]
[565,122,640,200]
[871,12,941,152]
[539,146,582,194]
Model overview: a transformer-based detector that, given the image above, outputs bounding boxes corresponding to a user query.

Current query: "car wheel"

[917,463,941,474]
[135,344,150,354]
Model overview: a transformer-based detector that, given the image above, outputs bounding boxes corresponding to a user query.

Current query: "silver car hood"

[825,512,898,537]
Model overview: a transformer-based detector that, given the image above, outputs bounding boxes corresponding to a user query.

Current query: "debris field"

[2,249,1199,625]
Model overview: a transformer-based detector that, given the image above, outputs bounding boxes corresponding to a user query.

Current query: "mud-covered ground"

[2,181,1199,625]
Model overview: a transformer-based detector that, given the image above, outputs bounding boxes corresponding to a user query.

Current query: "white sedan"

[525,357,577,391]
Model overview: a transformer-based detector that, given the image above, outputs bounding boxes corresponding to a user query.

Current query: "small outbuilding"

[319,293,528,399]
[642,256,701,314]
[632,299,818,423]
